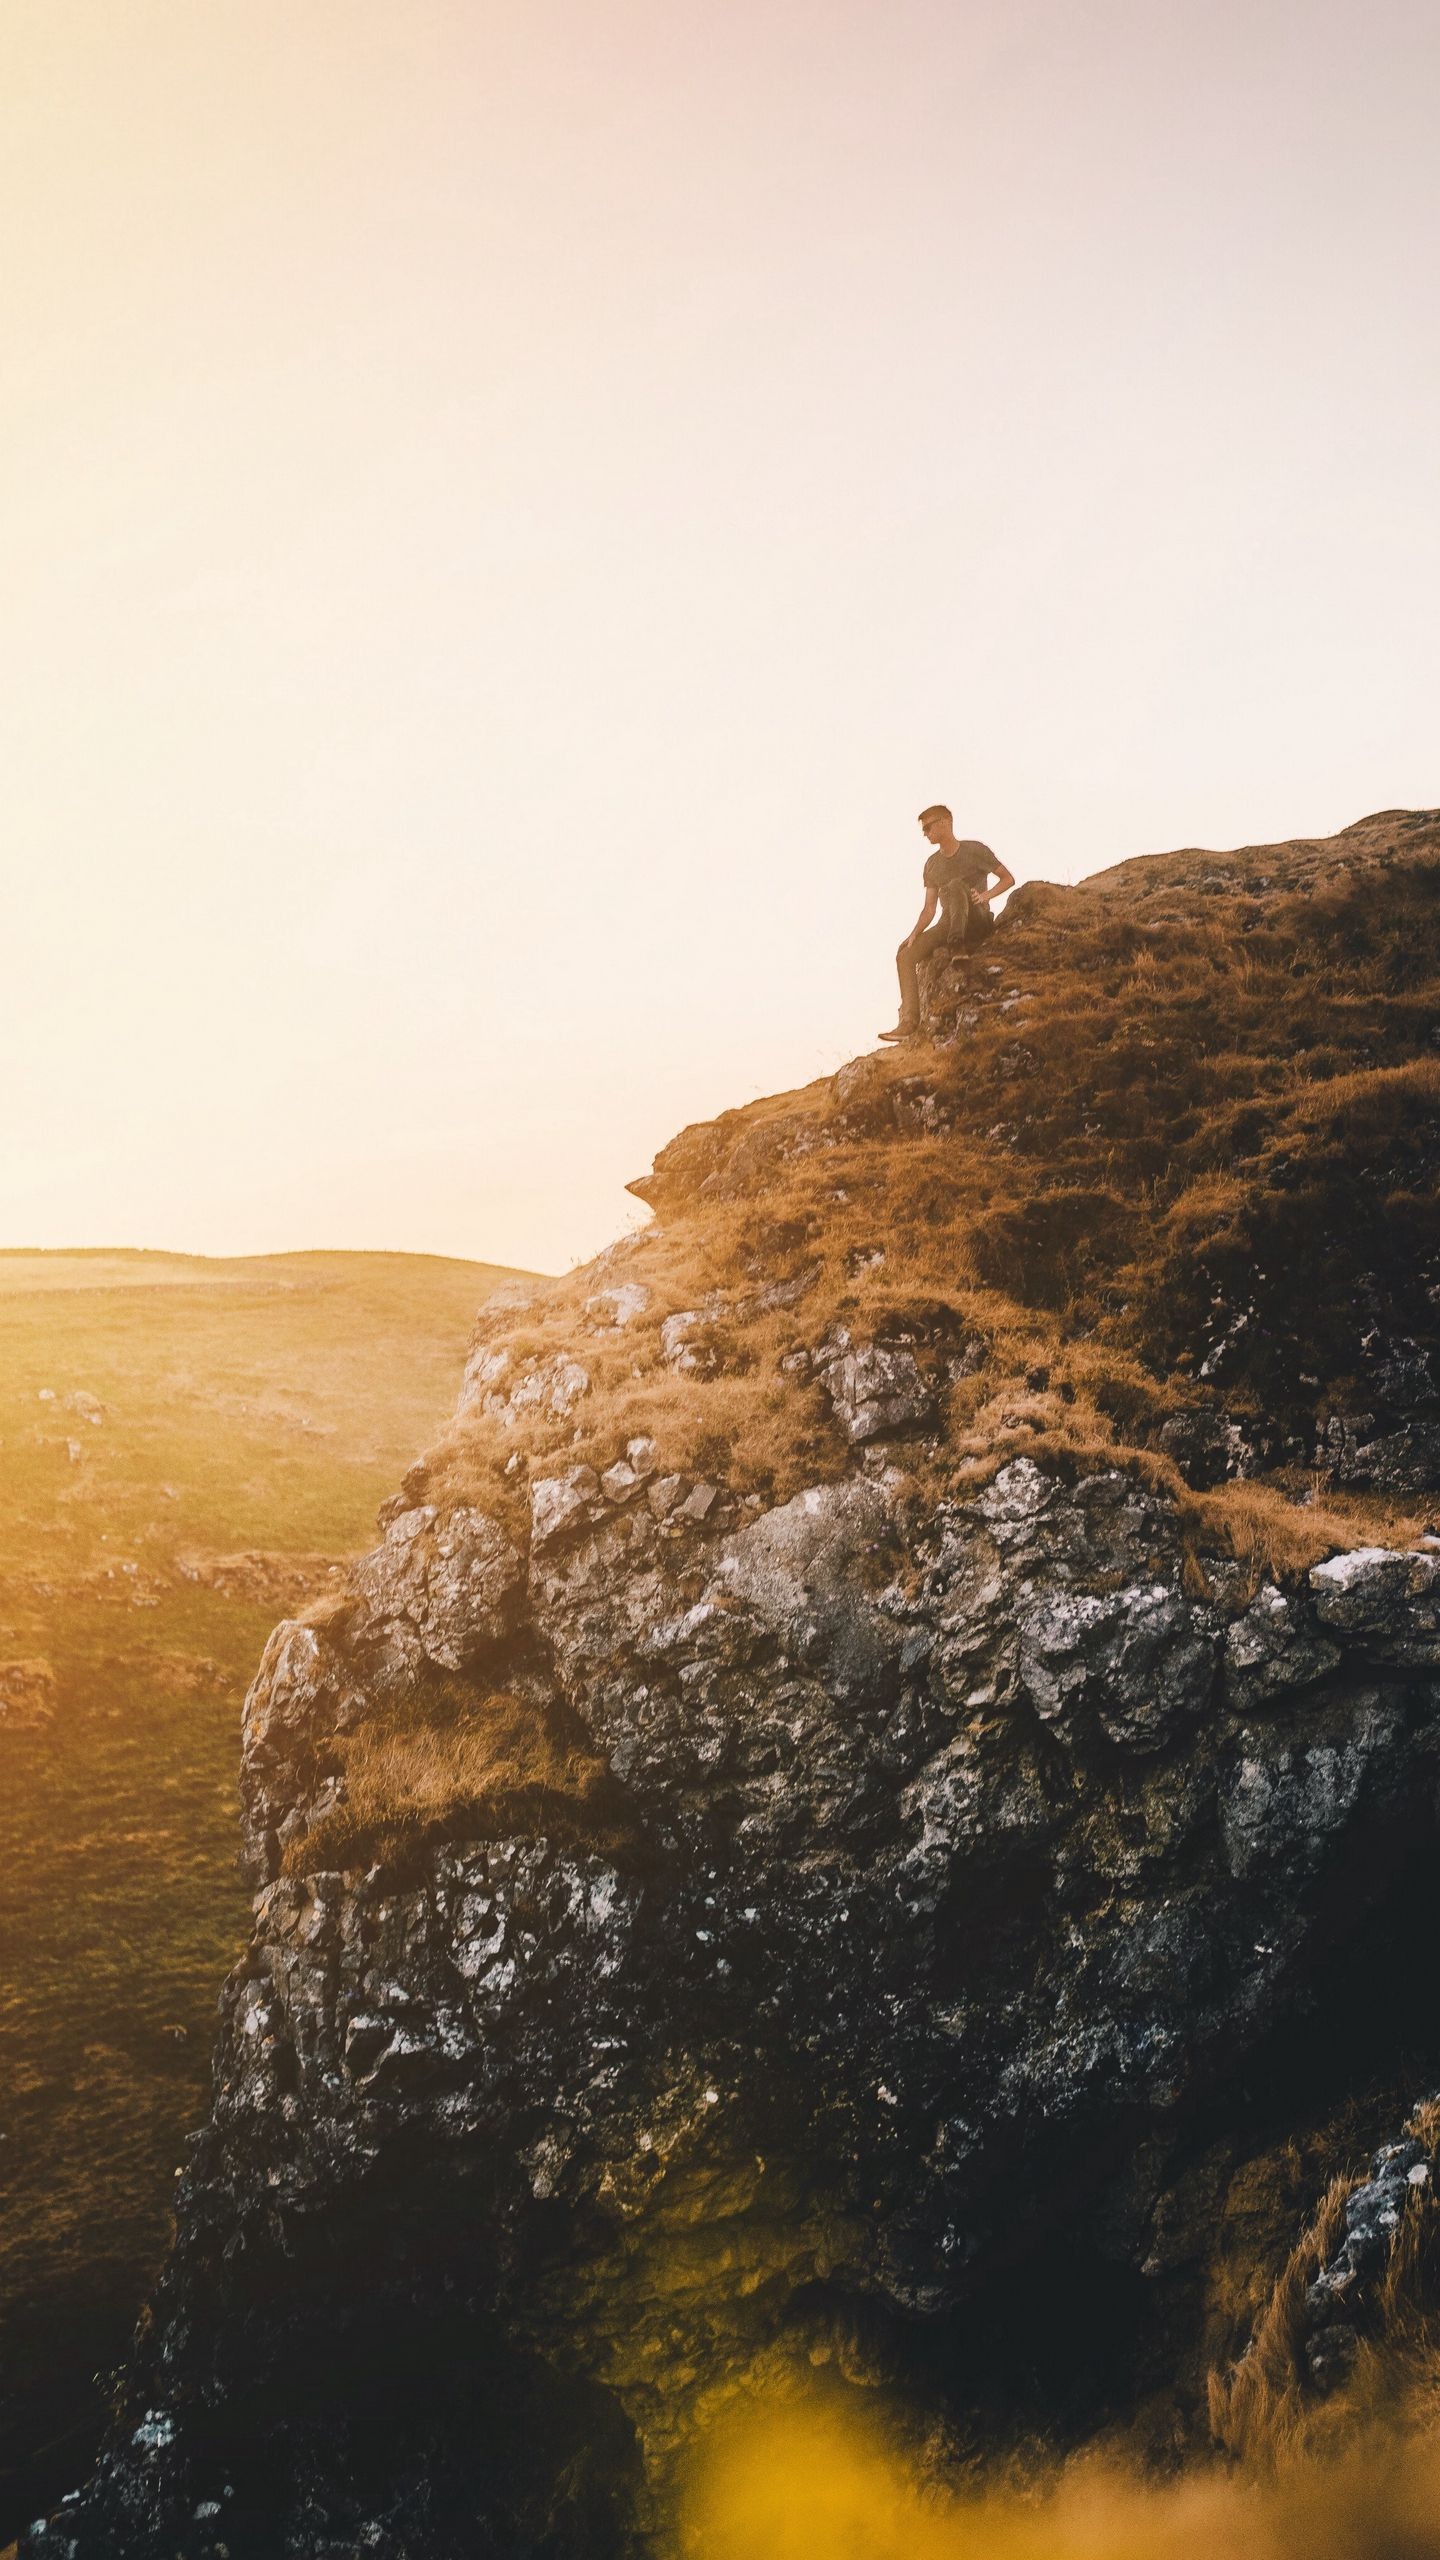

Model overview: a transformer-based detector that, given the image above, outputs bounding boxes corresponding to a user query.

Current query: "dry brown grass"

[1184,1482,1427,1582]
[293,1689,620,1874]
[412,837,1440,1583]
[1344,2100,1440,2422]
[1207,2174,1354,2467]
[1209,2099,1440,2472]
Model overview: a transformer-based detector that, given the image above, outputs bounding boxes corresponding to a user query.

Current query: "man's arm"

[903,888,939,946]
[971,858,1016,910]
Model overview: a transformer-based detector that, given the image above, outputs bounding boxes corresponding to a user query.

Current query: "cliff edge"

[38,808,1440,2557]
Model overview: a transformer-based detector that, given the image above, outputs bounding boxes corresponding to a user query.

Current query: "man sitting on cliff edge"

[880,804,1014,1043]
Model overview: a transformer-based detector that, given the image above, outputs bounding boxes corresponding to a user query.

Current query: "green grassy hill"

[0,1248,535,2536]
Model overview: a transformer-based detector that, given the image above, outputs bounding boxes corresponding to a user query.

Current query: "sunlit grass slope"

[0,1247,531,2534]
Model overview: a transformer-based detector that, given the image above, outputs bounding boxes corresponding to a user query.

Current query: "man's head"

[918,803,956,849]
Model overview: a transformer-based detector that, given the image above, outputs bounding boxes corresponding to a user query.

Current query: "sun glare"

[679,2399,1440,2560]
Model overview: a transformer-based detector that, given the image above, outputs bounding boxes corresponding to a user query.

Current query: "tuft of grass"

[1183,1482,1427,1581]
[294,1688,624,1875]
[1209,2098,1440,2469]
[1207,2173,1353,2466]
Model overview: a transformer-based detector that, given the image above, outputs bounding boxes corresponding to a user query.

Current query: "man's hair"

[918,803,952,824]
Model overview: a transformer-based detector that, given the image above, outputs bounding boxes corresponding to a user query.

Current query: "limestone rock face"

[45,1446,1440,2557]
[348,1503,527,1672]
[819,1337,934,1442]
[42,808,1440,2557]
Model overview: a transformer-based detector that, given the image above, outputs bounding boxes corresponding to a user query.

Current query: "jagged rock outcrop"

[1302,2124,1437,2391]
[38,810,1440,2557]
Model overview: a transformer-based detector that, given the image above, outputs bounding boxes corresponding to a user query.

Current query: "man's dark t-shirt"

[924,840,997,941]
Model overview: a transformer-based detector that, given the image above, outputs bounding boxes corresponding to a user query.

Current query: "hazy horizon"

[4,0,1436,1274]
[2,795,1429,1283]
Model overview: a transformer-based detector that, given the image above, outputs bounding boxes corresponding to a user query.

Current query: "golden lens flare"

[679,2402,1440,2560]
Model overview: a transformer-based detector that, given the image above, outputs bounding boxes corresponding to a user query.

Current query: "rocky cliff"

[38,809,1440,2557]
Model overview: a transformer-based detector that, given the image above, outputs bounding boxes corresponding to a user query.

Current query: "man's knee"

[896,939,915,966]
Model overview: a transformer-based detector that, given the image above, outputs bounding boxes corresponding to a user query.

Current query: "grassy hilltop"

[332,811,1440,1872]
[0,1248,529,2534]
[427,812,1440,1562]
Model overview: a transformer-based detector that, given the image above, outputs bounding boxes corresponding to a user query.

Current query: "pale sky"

[2,0,1436,1274]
